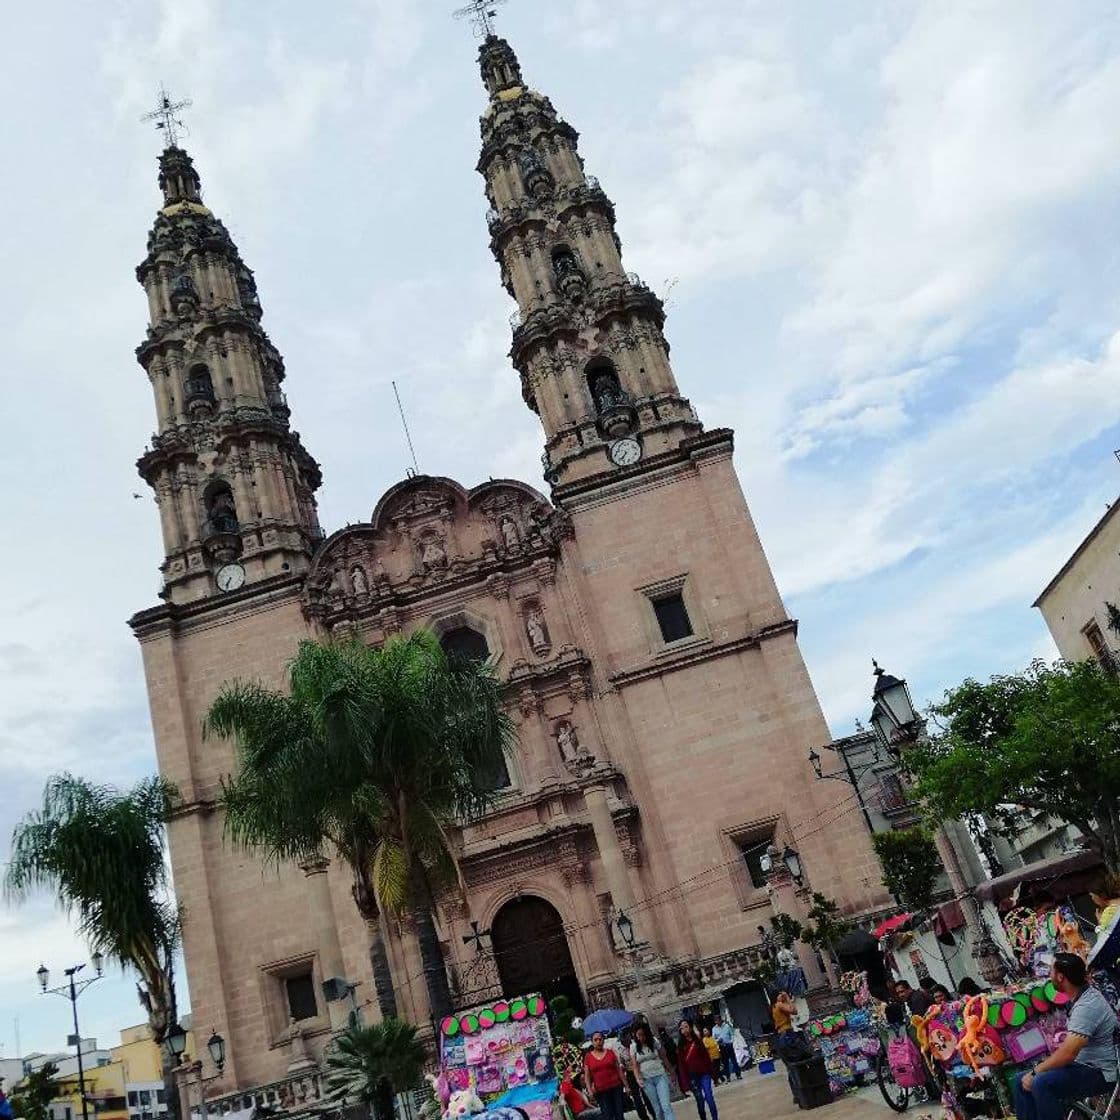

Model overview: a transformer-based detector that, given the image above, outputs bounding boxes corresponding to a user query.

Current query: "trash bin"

[789,1056,833,1110]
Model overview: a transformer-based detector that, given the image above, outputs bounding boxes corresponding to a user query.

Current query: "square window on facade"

[285,970,318,1021]
[127,1094,138,1108]
[156,1091,165,1105]
[734,831,774,890]
[139,1092,151,1105]
[652,592,693,643]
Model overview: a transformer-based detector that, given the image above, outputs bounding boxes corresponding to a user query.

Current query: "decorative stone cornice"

[607,619,799,688]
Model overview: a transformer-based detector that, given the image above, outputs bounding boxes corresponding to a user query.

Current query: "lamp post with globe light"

[37,954,105,1120]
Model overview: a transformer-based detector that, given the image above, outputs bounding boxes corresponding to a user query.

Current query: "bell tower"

[477,35,702,488]
[135,143,322,603]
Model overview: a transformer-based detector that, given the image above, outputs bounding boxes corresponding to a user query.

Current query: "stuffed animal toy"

[426,1072,451,1110]
[444,1088,485,1120]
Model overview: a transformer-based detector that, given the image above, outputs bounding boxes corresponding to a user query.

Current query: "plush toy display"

[445,1088,485,1120]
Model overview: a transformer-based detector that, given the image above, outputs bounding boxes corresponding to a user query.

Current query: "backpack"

[886,1035,926,1088]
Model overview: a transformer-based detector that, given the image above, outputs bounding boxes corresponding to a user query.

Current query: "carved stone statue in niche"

[526,608,550,652]
[418,532,447,572]
[499,515,520,552]
[350,565,369,596]
[555,721,580,763]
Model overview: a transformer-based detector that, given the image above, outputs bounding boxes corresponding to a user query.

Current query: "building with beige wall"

[127,32,890,1103]
[1035,499,1120,666]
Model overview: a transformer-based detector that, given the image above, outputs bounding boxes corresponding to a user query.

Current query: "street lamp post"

[864,660,1006,984]
[614,911,652,1015]
[177,1028,226,1120]
[38,955,105,1120]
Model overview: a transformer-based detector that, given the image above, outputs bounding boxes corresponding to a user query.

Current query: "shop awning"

[873,913,913,938]
[973,849,1102,904]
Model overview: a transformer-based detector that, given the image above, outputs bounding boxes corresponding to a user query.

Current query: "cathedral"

[129,32,887,1094]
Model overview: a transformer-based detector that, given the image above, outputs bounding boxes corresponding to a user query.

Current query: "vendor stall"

[437,994,558,1120]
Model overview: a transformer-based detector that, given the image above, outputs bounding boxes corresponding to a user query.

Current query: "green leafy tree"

[909,659,1120,874]
[803,893,852,956]
[5,778,181,1120]
[769,913,803,949]
[325,1020,427,1120]
[10,1062,60,1120]
[549,995,583,1043]
[206,632,516,1020]
[871,827,942,911]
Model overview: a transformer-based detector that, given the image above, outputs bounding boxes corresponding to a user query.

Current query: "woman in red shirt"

[583,1032,626,1120]
[676,1020,718,1120]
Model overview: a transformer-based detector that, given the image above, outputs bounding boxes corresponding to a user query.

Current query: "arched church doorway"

[490,896,585,1015]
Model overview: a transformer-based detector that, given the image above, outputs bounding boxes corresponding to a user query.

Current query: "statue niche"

[417,531,448,573]
[350,565,369,597]
[499,515,520,553]
[525,606,550,654]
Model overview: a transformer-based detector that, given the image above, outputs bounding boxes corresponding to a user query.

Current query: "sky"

[2,0,1120,1060]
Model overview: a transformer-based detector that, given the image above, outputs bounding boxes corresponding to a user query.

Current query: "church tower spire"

[477,35,702,489]
[135,144,322,603]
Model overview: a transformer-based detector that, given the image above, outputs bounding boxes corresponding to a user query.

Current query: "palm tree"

[324,1020,427,1120]
[206,631,515,1022]
[5,776,182,1120]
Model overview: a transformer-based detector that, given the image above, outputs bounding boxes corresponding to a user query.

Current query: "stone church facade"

[129,35,887,1094]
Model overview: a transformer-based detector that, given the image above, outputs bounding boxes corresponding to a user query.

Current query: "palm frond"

[324,1020,427,1104]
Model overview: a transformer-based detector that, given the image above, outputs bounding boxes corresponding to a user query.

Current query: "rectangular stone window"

[652,592,693,643]
[1084,620,1115,673]
[735,831,776,890]
[285,970,318,1022]
[725,819,779,908]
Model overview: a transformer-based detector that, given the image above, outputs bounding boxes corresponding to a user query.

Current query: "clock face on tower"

[215,563,246,592]
[608,437,642,467]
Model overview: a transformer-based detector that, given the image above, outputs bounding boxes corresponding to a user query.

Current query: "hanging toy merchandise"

[438,993,556,1120]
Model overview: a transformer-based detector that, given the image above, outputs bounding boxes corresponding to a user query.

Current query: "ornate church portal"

[490,897,585,1016]
[127,24,890,1095]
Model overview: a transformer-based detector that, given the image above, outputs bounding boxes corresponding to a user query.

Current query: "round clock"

[216,562,246,592]
[608,437,642,467]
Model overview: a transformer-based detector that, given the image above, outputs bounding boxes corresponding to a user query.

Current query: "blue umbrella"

[582,1008,635,1036]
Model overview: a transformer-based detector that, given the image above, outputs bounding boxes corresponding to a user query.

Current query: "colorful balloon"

[510,998,528,1020]
[442,1016,460,1037]
[493,1001,511,1022]
[478,1008,496,1029]
[461,1013,480,1034]
[527,995,546,1017]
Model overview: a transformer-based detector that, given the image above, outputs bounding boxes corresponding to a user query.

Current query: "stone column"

[300,858,350,1031]
[583,782,638,934]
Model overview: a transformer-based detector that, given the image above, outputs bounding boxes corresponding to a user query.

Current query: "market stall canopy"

[973,850,1102,904]
[873,913,913,938]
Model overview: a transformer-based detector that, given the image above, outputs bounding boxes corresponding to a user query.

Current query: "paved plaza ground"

[660,1070,901,1120]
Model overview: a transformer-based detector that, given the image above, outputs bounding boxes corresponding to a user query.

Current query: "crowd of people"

[561,1013,756,1120]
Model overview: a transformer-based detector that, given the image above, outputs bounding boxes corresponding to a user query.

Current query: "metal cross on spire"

[453,0,507,38]
[141,84,192,149]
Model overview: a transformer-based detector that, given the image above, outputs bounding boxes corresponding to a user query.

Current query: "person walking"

[618,1029,651,1120]
[1013,953,1118,1120]
[701,1027,723,1083]
[584,1031,627,1120]
[712,1020,741,1081]
[630,1022,674,1120]
[676,1020,718,1120]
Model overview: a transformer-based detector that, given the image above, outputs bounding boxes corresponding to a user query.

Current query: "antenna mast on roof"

[141,84,192,148]
[453,0,507,37]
